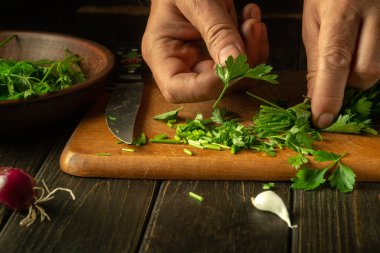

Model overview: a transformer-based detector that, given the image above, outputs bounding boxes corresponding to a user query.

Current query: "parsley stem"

[188,140,204,149]
[96,153,111,156]
[153,134,168,140]
[203,143,221,151]
[183,148,193,156]
[122,148,135,152]
[246,91,285,110]
[0,35,16,48]
[339,152,348,159]
[212,143,231,149]
[149,139,183,144]
[213,85,228,108]
[189,192,204,202]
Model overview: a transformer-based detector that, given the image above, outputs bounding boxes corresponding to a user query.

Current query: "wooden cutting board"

[60,72,380,181]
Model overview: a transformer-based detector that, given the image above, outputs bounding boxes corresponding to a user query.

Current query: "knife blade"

[105,47,144,144]
[106,81,144,144]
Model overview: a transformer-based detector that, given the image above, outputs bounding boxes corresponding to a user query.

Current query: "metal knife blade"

[106,81,144,144]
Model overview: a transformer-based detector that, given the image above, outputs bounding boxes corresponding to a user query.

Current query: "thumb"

[175,0,245,64]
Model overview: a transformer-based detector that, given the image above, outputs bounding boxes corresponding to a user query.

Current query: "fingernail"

[218,45,241,64]
[317,113,335,129]
[250,9,260,20]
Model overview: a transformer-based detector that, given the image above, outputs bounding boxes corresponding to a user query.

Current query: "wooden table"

[1,2,380,252]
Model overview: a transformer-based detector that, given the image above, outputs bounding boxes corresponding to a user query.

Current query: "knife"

[105,48,144,144]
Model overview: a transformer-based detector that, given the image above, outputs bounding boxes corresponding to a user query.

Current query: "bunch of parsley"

[0,35,86,101]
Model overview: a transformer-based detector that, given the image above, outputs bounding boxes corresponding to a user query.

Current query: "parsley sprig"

[291,151,355,192]
[213,54,278,108]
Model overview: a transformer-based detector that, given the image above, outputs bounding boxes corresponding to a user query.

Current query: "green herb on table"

[149,139,183,144]
[291,151,355,192]
[0,34,16,48]
[133,133,147,146]
[263,182,275,190]
[189,192,204,202]
[153,134,168,140]
[122,148,135,152]
[211,107,240,124]
[0,35,86,101]
[153,107,182,121]
[108,115,118,121]
[288,153,309,170]
[183,148,193,156]
[96,153,111,156]
[213,54,278,108]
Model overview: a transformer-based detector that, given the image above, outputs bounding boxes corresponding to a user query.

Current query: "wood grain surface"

[140,181,292,253]
[0,128,159,253]
[60,72,380,181]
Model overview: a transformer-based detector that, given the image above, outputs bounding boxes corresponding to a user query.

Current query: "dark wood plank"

[0,132,62,229]
[140,181,292,253]
[0,129,159,253]
[292,183,380,253]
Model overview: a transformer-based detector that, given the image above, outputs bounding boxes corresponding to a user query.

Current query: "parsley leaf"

[323,115,371,134]
[291,167,328,190]
[313,150,341,162]
[288,153,309,169]
[323,84,379,135]
[153,107,182,121]
[262,182,275,190]
[353,96,372,117]
[211,107,239,124]
[328,162,356,193]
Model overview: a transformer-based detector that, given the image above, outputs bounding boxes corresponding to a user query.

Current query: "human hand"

[303,0,380,128]
[142,0,269,103]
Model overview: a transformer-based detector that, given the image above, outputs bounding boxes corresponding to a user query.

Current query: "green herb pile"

[0,35,85,101]
[148,55,379,193]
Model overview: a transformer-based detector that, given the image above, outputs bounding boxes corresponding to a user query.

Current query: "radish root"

[20,180,75,227]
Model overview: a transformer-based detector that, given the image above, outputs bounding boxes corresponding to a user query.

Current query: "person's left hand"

[142,0,269,103]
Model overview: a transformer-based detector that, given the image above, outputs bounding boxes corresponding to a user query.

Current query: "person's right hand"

[142,0,269,103]
[303,0,380,128]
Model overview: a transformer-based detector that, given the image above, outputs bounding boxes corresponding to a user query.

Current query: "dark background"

[0,0,306,70]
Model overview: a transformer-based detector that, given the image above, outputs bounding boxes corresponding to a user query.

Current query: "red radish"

[0,167,75,226]
[0,168,36,210]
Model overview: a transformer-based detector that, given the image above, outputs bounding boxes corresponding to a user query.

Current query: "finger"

[302,1,320,99]
[154,57,222,103]
[312,7,361,128]
[242,3,261,21]
[241,4,269,65]
[241,19,261,66]
[256,23,269,64]
[175,0,245,64]
[347,13,380,89]
[143,37,221,103]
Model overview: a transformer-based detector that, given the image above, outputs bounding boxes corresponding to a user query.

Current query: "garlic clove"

[251,190,297,229]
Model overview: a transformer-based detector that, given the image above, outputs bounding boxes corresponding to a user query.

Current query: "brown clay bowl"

[0,31,115,135]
